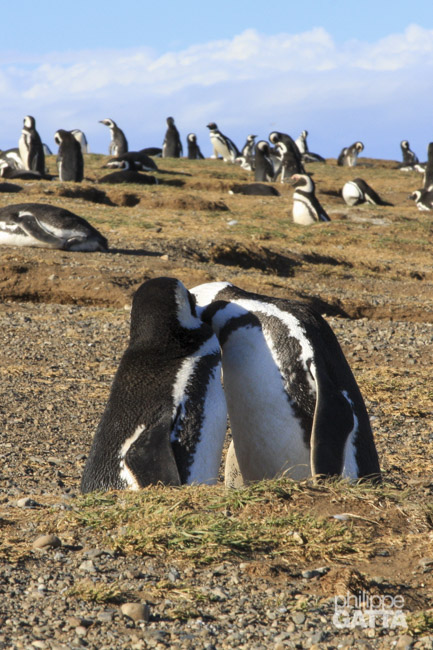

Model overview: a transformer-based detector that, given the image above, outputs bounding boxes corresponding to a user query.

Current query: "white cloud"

[1,25,432,158]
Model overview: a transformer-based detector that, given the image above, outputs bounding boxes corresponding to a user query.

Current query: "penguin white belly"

[342,182,363,206]
[292,197,317,225]
[222,326,311,481]
[0,229,41,247]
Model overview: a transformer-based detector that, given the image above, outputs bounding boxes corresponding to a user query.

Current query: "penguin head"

[409,190,421,202]
[187,133,197,143]
[99,118,116,128]
[291,173,315,192]
[269,132,281,145]
[54,129,66,145]
[247,134,257,143]
[23,116,35,129]
[401,140,409,150]
[166,117,175,126]
[206,122,218,131]
[355,142,364,153]
[256,140,270,155]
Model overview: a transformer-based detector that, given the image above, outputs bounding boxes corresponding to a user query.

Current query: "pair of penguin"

[81,277,381,493]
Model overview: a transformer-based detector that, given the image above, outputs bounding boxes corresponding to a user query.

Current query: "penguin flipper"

[125,420,181,487]
[14,214,63,248]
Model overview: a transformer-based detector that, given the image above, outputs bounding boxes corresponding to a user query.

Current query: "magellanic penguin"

[269,131,305,181]
[342,178,393,206]
[423,142,433,191]
[187,133,205,159]
[295,130,326,164]
[103,150,158,172]
[162,117,183,158]
[236,134,256,170]
[0,203,108,251]
[18,115,45,175]
[337,142,364,167]
[206,123,240,162]
[291,174,331,224]
[98,159,158,185]
[191,281,381,487]
[54,130,84,182]
[80,277,227,492]
[0,148,25,171]
[254,141,275,182]
[409,189,433,211]
[229,183,280,197]
[99,118,128,156]
[400,140,419,168]
[71,129,89,154]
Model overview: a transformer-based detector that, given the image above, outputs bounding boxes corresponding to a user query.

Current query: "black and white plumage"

[162,117,183,158]
[400,140,419,168]
[229,183,280,197]
[291,174,331,224]
[98,160,158,185]
[18,116,45,175]
[236,134,256,170]
[254,141,275,182]
[342,178,393,206]
[103,151,158,172]
[0,148,25,172]
[423,142,433,191]
[0,203,108,251]
[337,142,364,167]
[206,122,240,162]
[99,118,128,156]
[295,130,326,163]
[71,129,89,154]
[81,277,227,492]
[191,282,381,486]
[186,133,204,159]
[54,130,84,182]
[269,131,305,181]
[409,189,433,211]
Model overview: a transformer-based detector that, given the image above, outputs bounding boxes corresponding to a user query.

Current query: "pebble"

[120,603,151,623]
[32,534,62,550]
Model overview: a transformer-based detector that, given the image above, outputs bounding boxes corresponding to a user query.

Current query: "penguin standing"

[18,116,45,175]
[0,203,107,250]
[269,131,305,181]
[236,134,256,170]
[187,133,204,159]
[162,117,183,158]
[54,130,84,182]
[400,140,419,167]
[291,174,330,224]
[254,141,275,182]
[81,277,227,492]
[191,281,381,486]
[99,118,128,156]
[342,178,393,206]
[423,142,433,191]
[337,142,364,167]
[206,123,240,162]
[71,129,89,154]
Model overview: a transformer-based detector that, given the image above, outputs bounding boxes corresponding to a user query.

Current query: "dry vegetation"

[0,152,432,642]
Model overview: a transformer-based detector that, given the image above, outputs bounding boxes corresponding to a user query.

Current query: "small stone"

[292,612,306,625]
[120,603,150,623]
[32,534,62,550]
[79,560,97,573]
[395,635,414,650]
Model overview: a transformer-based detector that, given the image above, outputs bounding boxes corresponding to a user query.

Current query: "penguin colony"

[82,277,381,492]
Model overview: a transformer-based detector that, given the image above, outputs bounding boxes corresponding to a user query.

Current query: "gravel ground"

[1,300,432,649]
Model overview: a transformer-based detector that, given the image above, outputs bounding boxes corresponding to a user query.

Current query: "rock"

[32,534,62,550]
[120,603,150,623]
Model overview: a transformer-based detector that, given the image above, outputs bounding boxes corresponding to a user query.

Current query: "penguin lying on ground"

[0,203,108,250]
[81,277,227,492]
[342,178,393,206]
[103,151,158,171]
[54,129,84,182]
[337,142,364,167]
[99,118,128,156]
[409,189,433,211]
[98,159,158,185]
[191,281,381,487]
[229,183,280,196]
[291,174,331,224]
[207,123,240,162]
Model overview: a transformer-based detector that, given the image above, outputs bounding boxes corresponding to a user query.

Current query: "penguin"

[71,129,89,154]
[99,118,128,156]
[0,148,25,171]
[423,142,433,191]
[342,178,393,206]
[141,147,163,157]
[0,203,108,250]
[229,183,280,196]
[254,140,275,182]
[206,123,240,162]
[0,182,23,193]
[337,142,364,167]
[80,277,227,492]
[187,133,204,159]
[0,165,50,181]
[291,174,331,224]
[191,281,381,486]
[236,134,256,170]
[98,159,158,185]
[162,117,183,158]
[18,116,45,175]
[409,189,433,211]
[269,131,305,181]
[295,130,326,164]
[103,150,158,171]
[54,129,84,182]
[400,140,419,168]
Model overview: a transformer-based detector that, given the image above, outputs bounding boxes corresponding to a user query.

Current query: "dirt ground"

[0,153,432,647]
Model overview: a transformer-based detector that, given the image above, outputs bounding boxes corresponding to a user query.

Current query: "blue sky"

[1,1,433,159]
